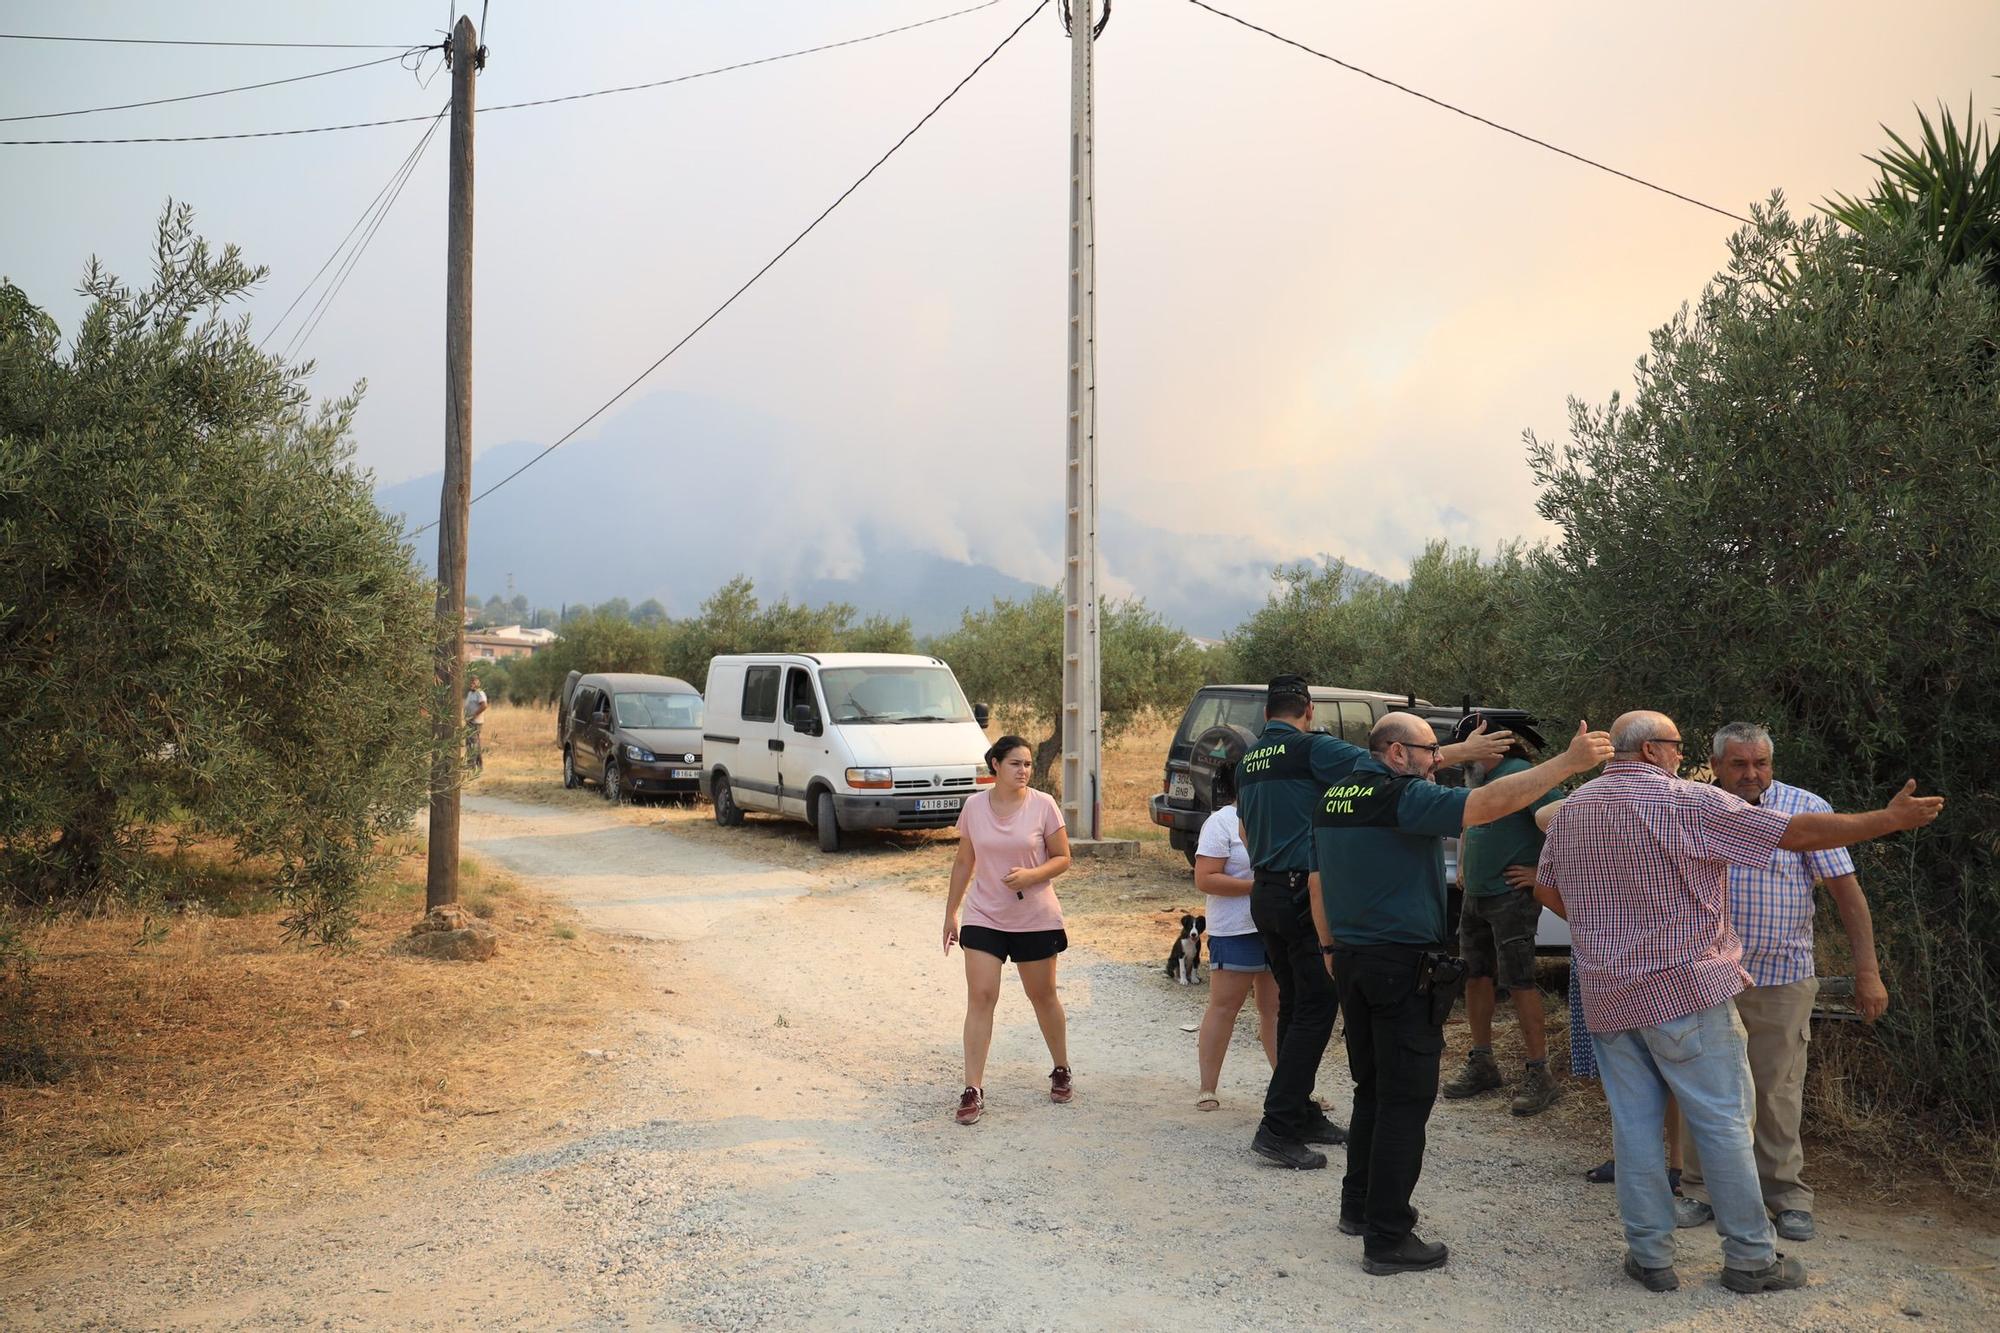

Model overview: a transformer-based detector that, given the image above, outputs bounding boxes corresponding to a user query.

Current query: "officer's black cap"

[1266,674,1311,706]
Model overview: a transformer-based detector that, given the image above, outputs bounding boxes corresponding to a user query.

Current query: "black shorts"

[1459,889,1540,990]
[960,925,1069,963]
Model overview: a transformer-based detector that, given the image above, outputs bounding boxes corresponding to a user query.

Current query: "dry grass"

[0,836,646,1268]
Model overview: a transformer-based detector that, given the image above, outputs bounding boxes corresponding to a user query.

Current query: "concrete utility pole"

[426,14,479,911]
[1060,0,1105,843]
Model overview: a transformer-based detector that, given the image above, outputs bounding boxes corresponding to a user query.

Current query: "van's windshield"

[820,666,972,725]
[614,692,704,729]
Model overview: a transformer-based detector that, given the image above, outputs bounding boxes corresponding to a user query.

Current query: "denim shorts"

[1207,931,1270,973]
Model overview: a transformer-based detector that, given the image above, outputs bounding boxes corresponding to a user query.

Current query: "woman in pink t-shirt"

[942,735,1073,1125]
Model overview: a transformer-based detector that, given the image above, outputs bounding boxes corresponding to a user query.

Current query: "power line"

[412,0,1051,537]
[261,106,450,356]
[286,111,447,357]
[0,32,418,50]
[0,1,1006,146]
[1184,0,1752,226]
[0,50,430,124]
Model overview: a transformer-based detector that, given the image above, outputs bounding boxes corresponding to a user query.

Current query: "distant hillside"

[372,391,1357,638]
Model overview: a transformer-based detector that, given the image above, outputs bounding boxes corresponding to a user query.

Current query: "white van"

[700,653,992,852]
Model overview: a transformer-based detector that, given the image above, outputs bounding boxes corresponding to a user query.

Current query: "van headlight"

[624,743,656,762]
[845,767,892,790]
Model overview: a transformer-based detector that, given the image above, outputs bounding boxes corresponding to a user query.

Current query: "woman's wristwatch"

[1318,943,1337,956]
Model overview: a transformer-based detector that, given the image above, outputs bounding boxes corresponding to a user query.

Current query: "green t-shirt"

[1458,757,1561,897]
[1312,756,1470,948]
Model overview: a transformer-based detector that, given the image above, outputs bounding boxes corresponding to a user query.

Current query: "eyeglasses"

[1400,742,1443,757]
[1646,738,1685,751]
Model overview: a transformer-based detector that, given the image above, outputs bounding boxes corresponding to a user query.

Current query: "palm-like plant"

[1824,98,2000,288]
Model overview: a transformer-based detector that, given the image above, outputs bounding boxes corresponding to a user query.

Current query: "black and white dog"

[1165,913,1206,985]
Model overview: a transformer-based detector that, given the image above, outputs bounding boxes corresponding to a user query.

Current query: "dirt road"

[11,795,1997,1330]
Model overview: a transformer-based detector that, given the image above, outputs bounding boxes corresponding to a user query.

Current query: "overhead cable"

[1184,0,1752,226]
[261,106,450,356]
[0,32,418,50]
[0,50,430,124]
[1,0,1005,146]
[412,0,1049,537]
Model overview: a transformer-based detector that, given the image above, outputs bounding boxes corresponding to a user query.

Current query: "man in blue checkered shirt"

[1675,722,1888,1245]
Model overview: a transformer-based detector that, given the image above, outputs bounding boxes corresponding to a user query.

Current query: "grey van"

[559,671,705,803]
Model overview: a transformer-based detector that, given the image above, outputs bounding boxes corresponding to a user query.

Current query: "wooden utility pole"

[426,14,479,911]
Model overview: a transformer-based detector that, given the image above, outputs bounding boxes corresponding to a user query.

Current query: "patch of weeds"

[774,1013,790,1029]
[552,924,576,941]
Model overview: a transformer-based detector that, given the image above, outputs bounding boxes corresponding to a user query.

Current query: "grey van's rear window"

[819,667,972,724]
[614,692,704,729]
[1175,693,1266,744]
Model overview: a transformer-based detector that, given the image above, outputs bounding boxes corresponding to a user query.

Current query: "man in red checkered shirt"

[1536,711,1941,1295]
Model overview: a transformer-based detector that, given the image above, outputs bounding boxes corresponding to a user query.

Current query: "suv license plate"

[916,797,962,812]
[1169,773,1194,801]
[670,768,699,779]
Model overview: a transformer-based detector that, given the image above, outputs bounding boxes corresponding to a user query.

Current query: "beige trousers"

[1682,977,1818,1214]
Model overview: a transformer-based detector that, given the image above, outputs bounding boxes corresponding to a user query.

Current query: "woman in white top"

[1192,763,1279,1109]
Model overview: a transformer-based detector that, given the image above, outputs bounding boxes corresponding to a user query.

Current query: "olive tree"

[0,205,435,941]
[1522,197,2000,1129]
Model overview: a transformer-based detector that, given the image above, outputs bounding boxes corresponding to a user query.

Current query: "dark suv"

[1148,684,1428,864]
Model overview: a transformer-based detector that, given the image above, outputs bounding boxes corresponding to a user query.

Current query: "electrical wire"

[1184,0,1752,226]
[0,49,430,124]
[284,112,443,356]
[0,32,419,49]
[1,0,1006,146]
[410,0,1049,537]
[260,105,450,354]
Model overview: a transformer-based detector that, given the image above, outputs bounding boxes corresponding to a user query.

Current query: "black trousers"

[1334,944,1446,1253]
[1251,870,1339,1141]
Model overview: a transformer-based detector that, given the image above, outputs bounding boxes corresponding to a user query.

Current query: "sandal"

[1196,1090,1220,1111]
[1585,1159,1616,1184]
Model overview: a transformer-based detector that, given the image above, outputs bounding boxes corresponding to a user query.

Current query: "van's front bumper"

[834,791,972,831]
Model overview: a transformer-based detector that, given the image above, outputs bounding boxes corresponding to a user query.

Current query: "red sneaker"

[1050,1066,1073,1104]
[955,1086,984,1125]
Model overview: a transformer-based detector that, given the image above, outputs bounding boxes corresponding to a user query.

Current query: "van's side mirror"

[789,703,820,735]
[973,702,991,728]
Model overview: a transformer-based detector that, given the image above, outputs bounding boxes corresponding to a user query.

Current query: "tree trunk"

[1032,729,1063,798]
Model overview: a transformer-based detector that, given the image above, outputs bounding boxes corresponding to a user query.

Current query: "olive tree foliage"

[930,588,1212,793]
[1229,544,1536,707]
[505,576,916,704]
[1521,197,2000,1128]
[0,205,436,941]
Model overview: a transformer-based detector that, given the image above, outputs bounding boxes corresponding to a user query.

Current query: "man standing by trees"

[1674,722,1888,1243]
[1442,721,1564,1116]
[1236,676,1511,1171]
[1537,711,1941,1294]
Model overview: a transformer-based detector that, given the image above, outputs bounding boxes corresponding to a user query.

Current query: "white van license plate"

[670,768,699,779]
[1169,773,1194,800]
[916,797,962,812]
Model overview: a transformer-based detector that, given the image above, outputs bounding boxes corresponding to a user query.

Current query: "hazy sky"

[6,0,1998,585]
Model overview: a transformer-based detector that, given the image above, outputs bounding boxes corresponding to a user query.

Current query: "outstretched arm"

[1462,723,1612,830]
[1778,780,1942,851]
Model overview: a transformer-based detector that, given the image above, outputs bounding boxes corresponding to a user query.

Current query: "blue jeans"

[1592,999,1774,1271]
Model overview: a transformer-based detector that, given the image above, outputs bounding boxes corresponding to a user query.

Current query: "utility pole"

[1060,0,1106,843]
[426,14,479,911]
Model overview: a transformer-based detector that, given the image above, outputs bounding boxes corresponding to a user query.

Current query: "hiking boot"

[1340,1207,1418,1237]
[1049,1066,1073,1104]
[1509,1063,1561,1116]
[1774,1209,1814,1241]
[1252,1126,1327,1170]
[1673,1196,1714,1230]
[954,1086,984,1126]
[1442,1049,1503,1100]
[1303,1111,1349,1145]
[1623,1252,1680,1292]
[1362,1234,1449,1276]
[1721,1254,1808,1294]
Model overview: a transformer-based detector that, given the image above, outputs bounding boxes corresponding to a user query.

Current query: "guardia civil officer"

[1234,675,1513,1170]
[1309,711,1612,1274]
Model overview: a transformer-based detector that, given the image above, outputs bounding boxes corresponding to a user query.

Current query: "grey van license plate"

[916,797,962,812]
[670,768,699,779]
